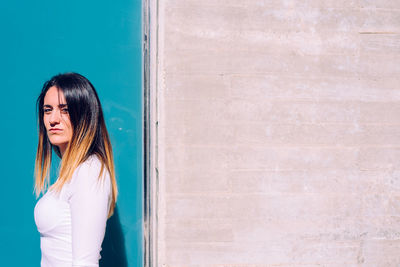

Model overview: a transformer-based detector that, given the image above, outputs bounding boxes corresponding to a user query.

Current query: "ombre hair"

[35,72,117,217]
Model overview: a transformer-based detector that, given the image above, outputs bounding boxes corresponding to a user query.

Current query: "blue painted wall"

[0,1,142,266]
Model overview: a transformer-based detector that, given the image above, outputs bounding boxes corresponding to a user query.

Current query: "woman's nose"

[49,110,61,125]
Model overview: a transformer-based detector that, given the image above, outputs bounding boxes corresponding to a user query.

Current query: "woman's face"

[43,86,73,156]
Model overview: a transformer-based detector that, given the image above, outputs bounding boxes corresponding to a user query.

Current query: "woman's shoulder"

[70,154,111,187]
[76,154,104,172]
[63,155,112,203]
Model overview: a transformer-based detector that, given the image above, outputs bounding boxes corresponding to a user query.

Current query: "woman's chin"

[49,140,68,148]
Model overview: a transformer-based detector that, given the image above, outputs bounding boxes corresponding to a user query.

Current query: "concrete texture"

[151,0,400,266]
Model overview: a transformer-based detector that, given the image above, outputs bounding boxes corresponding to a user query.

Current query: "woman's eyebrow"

[43,104,68,108]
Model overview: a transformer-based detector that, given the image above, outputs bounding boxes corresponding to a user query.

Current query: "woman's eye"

[43,109,51,113]
[61,108,69,113]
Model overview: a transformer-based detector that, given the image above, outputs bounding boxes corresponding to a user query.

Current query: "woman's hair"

[35,72,117,217]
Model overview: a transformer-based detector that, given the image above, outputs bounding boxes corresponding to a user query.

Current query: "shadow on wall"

[100,206,128,267]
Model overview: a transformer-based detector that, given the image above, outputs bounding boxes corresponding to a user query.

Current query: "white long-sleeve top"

[34,155,112,267]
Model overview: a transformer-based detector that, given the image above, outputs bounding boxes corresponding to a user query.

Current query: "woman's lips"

[49,128,62,132]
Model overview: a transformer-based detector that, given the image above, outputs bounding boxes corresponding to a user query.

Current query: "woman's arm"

[69,158,112,267]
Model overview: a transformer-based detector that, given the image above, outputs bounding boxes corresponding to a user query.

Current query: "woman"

[34,72,118,267]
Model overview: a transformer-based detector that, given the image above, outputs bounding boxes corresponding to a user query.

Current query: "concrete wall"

[152,0,400,266]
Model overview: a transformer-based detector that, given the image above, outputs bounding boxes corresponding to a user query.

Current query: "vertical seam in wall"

[153,0,160,264]
[143,0,150,264]
[143,0,159,266]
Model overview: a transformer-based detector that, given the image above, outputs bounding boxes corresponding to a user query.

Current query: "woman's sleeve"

[68,160,111,267]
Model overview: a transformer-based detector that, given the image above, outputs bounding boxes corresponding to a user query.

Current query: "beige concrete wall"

[153,0,400,266]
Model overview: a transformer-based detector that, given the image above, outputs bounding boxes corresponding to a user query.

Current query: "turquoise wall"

[0,1,143,266]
